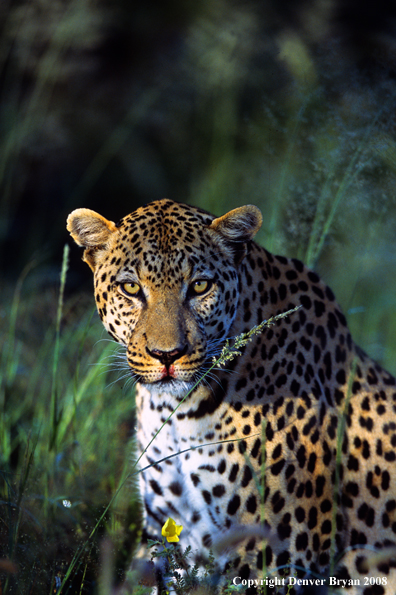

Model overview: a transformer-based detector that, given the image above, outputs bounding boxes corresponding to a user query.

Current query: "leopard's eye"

[119,282,141,297]
[192,280,211,295]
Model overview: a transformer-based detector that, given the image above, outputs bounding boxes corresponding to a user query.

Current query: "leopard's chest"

[135,385,233,554]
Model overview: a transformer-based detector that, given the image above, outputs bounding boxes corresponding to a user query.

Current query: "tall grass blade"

[49,244,69,451]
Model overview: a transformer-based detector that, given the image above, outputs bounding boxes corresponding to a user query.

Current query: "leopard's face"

[94,217,240,397]
[68,200,262,398]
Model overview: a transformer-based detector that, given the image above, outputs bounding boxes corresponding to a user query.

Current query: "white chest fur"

[135,384,232,556]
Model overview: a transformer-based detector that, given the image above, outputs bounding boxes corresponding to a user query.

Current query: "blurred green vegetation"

[1,0,396,592]
[0,252,140,593]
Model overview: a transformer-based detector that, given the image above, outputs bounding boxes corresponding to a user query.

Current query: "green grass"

[0,254,140,594]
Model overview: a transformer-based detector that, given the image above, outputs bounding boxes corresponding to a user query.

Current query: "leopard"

[67,199,396,594]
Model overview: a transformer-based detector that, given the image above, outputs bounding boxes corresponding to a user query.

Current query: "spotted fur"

[67,199,396,594]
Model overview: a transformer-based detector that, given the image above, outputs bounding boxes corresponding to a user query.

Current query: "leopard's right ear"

[67,208,117,271]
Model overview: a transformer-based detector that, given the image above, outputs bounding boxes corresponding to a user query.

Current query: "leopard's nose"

[146,345,188,367]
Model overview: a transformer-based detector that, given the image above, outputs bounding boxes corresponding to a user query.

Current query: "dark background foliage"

[1,0,396,281]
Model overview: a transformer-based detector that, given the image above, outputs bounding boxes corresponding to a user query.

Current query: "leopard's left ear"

[209,205,262,242]
[209,205,262,264]
[209,205,263,264]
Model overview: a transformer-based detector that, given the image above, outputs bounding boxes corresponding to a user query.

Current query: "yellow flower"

[161,518,183,543]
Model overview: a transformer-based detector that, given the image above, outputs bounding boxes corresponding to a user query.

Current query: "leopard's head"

[67,199,262,397]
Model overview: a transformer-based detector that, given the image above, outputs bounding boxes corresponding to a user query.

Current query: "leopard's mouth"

[128,357,206,397]
[130,360,202,384]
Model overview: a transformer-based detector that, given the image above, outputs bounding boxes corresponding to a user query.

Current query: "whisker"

[105,371,134,389]
[94,338,122,348]
[212,367,236,376]
[124,376,139,392]
[91,362,130,374]
[101,370,130,386]
[90,352,124,361]
[203,375,223,389]
[101,359,129,369]
[200,376,216,395]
